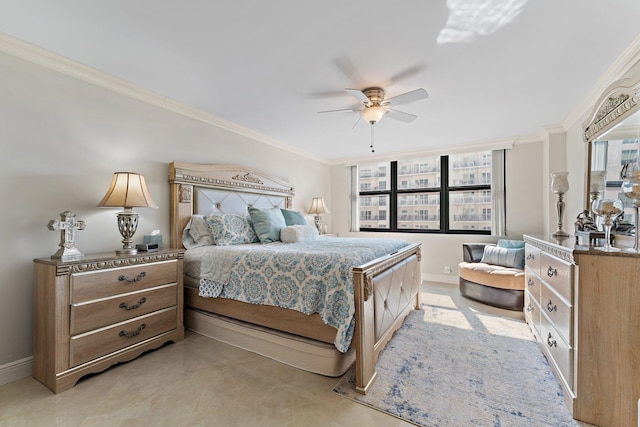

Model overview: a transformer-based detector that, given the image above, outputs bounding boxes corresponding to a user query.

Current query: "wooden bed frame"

[169,161,422,394]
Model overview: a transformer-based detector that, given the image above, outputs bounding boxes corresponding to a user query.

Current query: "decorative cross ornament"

[47,211,86,261]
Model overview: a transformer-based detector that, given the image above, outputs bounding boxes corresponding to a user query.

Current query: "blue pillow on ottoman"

[481,245,525,269]
[497,239,525,249]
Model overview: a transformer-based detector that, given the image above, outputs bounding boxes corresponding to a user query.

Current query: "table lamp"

[308,197,329,233]
[97,172,158,255]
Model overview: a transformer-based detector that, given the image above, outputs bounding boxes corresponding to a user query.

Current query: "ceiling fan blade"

[385,88,429,106]
[386,109,417,123]
[307,90,352,99]
[317,107,358,114]
[352,116,363,129]
[345,88,371,104]
[333,57,364,86]
[387,64,426,85]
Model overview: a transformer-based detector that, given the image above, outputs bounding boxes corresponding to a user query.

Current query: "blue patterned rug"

[333,301,577,426]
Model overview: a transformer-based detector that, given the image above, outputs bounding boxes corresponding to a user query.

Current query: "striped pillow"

[481,245,525,268]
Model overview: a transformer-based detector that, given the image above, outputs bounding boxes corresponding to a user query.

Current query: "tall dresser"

[524,234,640,427]
[33,248,184,393]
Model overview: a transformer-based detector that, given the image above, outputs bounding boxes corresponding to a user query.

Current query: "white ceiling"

[1,1,640,163]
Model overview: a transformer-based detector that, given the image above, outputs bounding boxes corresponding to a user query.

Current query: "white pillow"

[280,225,319,243]
[182,215,215,249]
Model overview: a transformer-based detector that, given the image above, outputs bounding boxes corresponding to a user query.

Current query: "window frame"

[358,153,498,235]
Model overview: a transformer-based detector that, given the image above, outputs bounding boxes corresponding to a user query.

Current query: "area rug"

[333,301,577,426]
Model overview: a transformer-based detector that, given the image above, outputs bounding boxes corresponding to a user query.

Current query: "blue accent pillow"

[481,245,525,268]
[280,209,307,226]
[204,214,259,246]
[248,207,287,243]
[497,239,525,249]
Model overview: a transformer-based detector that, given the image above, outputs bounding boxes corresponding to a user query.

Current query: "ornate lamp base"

[116,210,139,255]
[314,215,322,233]
[552,230,570,238]
[552,192,569,238]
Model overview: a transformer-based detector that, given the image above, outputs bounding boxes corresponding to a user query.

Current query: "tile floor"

[0,282,522,426]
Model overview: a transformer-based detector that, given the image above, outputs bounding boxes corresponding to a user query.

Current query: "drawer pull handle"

[119,297,147,311]
[526,253,535,260]
[119,323,146,338]
[526,304,534,312]
[547,332,557,348]
[546,300,557,312]
[546,266,557,277]
[527,278,534,287]
[118,271,147,283]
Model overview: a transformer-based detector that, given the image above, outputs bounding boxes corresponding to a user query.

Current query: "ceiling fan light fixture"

[360,106,386,124]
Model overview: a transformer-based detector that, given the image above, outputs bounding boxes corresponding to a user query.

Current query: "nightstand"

[322,233,339,237]
[33,248,184,393]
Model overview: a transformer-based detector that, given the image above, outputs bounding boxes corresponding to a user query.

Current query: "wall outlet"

[444,266,452,274]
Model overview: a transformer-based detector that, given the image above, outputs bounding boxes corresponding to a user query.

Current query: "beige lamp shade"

[308,197,329,215]
[97,172,158,208]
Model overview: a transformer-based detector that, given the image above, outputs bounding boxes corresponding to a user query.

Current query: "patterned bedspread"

[186,236,409,352]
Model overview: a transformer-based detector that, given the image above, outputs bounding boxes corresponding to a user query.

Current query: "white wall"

[330,141,546,284]
[0,51,331,371]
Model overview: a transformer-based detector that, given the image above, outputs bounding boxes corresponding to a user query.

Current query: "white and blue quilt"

[189,236,409,352]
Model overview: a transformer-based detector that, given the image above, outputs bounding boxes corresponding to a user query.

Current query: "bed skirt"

[185,308,356,377]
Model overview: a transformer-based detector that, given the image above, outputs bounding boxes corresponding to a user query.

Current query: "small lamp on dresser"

[308,197,329,234]
[97,172,158,255]
[550,172,569,238]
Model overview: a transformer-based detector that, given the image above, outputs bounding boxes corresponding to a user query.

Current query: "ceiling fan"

[318,86,428,152]
[318,86,429,126]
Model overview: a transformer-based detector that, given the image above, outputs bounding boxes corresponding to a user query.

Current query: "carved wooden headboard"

[169,162,295,248]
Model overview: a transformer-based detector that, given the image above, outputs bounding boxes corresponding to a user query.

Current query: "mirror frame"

[582,69,640,210]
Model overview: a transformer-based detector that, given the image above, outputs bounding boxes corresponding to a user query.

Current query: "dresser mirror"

[583,71,640,238]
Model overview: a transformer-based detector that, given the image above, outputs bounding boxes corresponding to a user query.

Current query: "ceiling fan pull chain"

[370,124,375,153]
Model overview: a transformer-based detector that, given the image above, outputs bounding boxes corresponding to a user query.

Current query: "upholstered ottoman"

[458,242,525,311]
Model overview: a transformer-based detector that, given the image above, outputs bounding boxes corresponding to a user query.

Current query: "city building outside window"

[356,150,502,234]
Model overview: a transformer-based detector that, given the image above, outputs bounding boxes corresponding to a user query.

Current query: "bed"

[169,161,422,394]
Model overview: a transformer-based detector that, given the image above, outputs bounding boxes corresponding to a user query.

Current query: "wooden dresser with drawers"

[524,234,640,427]
[33,248,184,393]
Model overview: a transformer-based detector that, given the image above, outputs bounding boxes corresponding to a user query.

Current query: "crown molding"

[541,124,567,136]
[334,135,531,166]
[0,32,328,164]
[562,32,640,131]
[514,133,546,145]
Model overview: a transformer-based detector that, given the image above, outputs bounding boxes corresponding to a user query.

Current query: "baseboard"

[0,356,32,387]
[424,273,457,285]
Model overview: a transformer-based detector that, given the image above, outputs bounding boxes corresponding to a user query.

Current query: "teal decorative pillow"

[280,209,307,226]
[481,245,525,268]
[497,239,525,249]
[248,207,287,243]
[204,214,259,246]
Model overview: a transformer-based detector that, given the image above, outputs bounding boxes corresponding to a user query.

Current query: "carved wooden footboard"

[353,244,421,394]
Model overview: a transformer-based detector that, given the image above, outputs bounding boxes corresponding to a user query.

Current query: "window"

[621,149,638,166]
[592,138,640,199]
[355,150,501,234]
